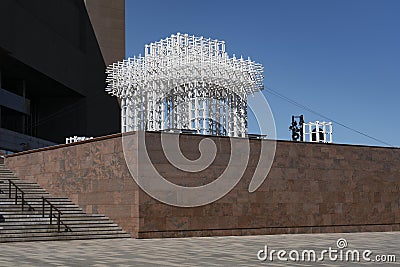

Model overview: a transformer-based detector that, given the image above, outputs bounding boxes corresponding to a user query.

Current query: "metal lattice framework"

[105,33,264,137]
[303,121,333,143]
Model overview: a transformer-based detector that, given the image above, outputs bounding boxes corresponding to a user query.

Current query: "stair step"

[0,234,131,243]
[0,225,121,232]
[0,187,64,192]
[0,226,124,234]
[0,222,120,229]
[0,229,128,239]
[0,204,82,209]
[0,210,75,214]
[2,217,111,223]
[0,211,85,216]
[0,222,113,230]
[0,164,130,242]
[0,231,130,240]
[0,197,69,201]
[1,213,108,219]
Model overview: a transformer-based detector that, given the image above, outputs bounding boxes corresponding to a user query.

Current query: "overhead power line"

[264,86,394,147]
[25,81,394,147]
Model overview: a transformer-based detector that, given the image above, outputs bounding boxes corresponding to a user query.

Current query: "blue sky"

[126,0,400,147]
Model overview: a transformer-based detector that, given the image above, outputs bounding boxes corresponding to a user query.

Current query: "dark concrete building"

[0,0,125,153]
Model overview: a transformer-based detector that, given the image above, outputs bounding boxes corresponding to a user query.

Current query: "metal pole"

[8,180,11,198]
[21,191,24,211]
[57,212,61,232]
[42,197,45,217]
[49,206,53,224]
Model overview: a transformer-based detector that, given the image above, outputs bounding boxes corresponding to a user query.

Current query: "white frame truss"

[105,33,264,137]
[303,121,333,143]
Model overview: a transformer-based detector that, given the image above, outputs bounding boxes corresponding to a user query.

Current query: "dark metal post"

[15,186,17,204]
[8,180,11,198]
[57,212,61,232]
[49,206,53,224]
[42,197,45,217]
[299,115,305,141]
[21,191,24,211]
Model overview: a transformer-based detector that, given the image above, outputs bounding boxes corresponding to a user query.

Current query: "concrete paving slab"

[0,232,399,266]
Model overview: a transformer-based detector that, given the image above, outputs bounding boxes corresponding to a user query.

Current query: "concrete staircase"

[0,163,131,242]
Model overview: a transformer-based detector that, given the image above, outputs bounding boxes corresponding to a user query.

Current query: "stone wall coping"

[6,132,123,158]
[6,131,399,158]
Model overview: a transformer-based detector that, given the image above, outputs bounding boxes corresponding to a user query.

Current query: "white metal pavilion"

[105,33,264,137]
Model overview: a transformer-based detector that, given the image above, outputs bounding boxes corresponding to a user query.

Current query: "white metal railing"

[303,121,332,143]
[65,136,93,144]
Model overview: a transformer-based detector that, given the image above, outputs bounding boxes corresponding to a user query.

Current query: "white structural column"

[105,33,264,137]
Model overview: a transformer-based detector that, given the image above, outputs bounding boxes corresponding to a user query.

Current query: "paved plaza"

[0,232,399,266]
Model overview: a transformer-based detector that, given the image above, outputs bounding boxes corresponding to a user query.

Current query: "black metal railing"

[5,179,71,232]
[0,180,4,194]
[42,197,72,232]
[8,179,34,211]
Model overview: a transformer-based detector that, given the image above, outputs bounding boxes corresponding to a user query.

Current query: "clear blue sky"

[126,0,400,147]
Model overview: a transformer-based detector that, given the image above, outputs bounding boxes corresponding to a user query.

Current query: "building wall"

[5,133,400,238]
[0,0,102,97]
[84,0,125,66]
[0,0,122,151]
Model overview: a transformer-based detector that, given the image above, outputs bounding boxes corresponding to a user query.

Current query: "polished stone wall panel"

[5,132,400,238]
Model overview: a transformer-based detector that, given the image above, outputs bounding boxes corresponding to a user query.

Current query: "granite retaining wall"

[5,132,400,238]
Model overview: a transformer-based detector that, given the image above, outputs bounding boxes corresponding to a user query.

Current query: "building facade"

[0,0,125,153]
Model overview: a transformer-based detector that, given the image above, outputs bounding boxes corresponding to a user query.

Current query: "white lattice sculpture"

[105,33,264,137]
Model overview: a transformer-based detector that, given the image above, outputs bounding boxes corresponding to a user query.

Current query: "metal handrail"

[42,197,72,232]
[4,179,71,232]
[0,180,4,194]
[7,179,34,211]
